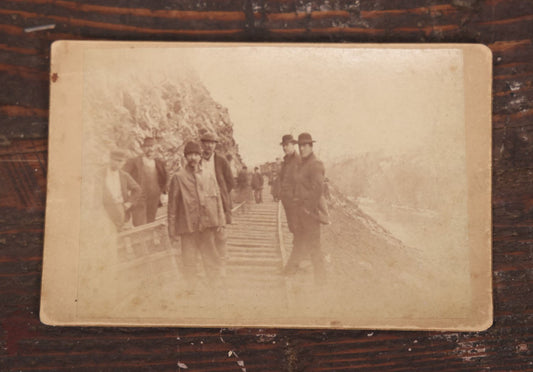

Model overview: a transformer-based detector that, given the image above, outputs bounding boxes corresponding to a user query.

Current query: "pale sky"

[187,46,464,168]
[84,46,465,169]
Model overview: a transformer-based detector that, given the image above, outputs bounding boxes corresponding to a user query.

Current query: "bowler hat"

[200,132,218,143]
[141,137,155,147]
[183,141,202,155]
[110,149,128,160]
[297,132,316,145]
[280,134,297,145]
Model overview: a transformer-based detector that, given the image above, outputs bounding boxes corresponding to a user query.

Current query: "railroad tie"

[225,198,289,303]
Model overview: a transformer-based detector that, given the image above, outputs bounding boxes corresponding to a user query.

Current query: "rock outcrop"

[82,66,241,177]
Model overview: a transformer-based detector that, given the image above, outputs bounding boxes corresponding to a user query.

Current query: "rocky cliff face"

[82,67,241,176]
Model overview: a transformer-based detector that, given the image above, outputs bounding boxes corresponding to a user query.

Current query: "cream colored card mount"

[41,42,492,330]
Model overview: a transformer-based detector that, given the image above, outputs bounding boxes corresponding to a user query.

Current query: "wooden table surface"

[1,1,532,371]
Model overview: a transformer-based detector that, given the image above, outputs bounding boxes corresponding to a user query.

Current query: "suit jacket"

[213,153,235,223]
[100,168,141,230]
[123,156,168,196]
[294,152,325,213]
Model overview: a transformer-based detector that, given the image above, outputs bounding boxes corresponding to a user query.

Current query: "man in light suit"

[102,149,141,231]
[200,132,235,268]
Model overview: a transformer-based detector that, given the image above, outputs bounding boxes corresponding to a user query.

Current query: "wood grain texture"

[0,0,532,370]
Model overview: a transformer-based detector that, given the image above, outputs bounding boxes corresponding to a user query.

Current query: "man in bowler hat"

[123,137,167,226]
[278,134,301,269]
[284,133,327,283]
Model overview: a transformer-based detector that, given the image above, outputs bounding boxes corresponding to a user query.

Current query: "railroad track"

[224,193,290,308]
[111,191,294,315]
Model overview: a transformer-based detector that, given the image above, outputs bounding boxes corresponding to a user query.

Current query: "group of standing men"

[234,166,264,204]
[101,130,327,291]
[166,132,234,291]
[278,133,327,284]
[101,137,167,232]
[101,133,234,292]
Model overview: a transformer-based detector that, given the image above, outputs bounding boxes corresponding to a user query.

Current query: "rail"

[224,192,290,308]
[113,191,292,310]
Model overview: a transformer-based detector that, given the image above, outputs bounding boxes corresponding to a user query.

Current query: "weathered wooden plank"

[0,0,531,370]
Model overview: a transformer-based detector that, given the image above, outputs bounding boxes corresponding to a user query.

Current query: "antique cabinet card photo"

[41,42,492,330]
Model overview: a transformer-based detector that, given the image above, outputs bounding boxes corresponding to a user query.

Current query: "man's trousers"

[180,228,221,288]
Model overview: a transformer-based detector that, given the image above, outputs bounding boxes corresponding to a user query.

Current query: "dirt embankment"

[314,185,470,319]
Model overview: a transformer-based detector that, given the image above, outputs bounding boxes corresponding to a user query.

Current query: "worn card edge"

[40,41,493,331]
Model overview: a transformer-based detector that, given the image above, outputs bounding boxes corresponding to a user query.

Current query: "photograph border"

[40,41,492,330]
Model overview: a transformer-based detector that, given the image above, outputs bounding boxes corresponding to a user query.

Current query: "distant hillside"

[327,151,449,212]
[318,181,469,319]
[325,181,407,249]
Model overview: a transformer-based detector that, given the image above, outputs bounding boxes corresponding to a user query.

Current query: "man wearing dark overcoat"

[284,132,327,283]
[101,149,141,231]
[167,141,226,291]
[123,137,167,226]
[278,135,301,273]
[200,132,235,267]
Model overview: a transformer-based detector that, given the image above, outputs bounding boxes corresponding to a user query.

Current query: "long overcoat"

[279,152,300,202]
[167,164,225,239]
[294,152,325,214]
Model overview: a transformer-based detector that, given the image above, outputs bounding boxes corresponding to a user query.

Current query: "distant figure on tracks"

[236,165,253,202]
[284,133,327,284]
[167,141,226,292]
[251,167,264,203]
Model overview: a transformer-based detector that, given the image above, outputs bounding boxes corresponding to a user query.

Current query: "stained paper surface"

[41,42,492,330]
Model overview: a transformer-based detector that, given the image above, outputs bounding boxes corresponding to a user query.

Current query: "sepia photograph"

[41,42,492,330]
